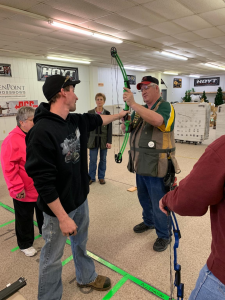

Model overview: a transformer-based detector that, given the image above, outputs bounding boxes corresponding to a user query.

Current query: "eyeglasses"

[140,84,156,92]
[61,75,71,89]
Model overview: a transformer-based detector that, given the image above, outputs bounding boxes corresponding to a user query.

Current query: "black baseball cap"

[137,76,159,90]
[43,75,81,101]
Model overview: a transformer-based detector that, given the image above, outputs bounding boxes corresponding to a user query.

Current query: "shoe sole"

[133,227,155,233]
[77,283,111,291]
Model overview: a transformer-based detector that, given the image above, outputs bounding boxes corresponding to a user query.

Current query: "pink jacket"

[1,126,38,202]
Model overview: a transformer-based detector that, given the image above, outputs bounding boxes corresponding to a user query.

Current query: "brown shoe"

[77,275,111,291]
[99,179,105,184]
[89,180,94,185]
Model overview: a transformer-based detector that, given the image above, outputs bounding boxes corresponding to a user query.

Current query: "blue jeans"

[189,264,225,300]
[38,199,97,300]
[136,174,169,239]
[89,148,107,181]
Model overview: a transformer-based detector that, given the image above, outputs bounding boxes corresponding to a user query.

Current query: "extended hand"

[123,87,135,107]
[59,216,78,237]
[16,189,26,199]
[119,109,130,119]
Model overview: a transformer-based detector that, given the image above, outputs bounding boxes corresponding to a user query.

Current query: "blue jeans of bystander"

[89,148,107,181]
[189,264,225,300]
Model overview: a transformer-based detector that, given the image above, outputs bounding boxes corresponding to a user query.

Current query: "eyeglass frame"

[140,83,157,92]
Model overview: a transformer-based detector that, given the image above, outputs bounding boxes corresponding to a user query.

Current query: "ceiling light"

[50,21,123,44]
[125,66,146,71]
[163,72,178,75]
[189,75,200,78]
[93,33,122,43]
[47,56,91,64]
[204,63,225,70]
[160,51,188,61]
[50,21,92,36]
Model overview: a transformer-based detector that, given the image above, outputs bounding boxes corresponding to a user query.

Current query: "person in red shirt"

[159,135,225,300]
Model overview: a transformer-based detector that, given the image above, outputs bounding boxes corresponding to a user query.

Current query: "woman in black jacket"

[88,93,112,185]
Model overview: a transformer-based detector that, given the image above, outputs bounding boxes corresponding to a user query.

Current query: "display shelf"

[190,91,225,94]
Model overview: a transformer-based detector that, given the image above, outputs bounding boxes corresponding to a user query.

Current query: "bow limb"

[111,47,130,163]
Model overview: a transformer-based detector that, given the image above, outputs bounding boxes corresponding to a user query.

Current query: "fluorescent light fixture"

[125,66,146,71]
[189,75,200,78]
[163,72,178,75]
[50,21,123,43]
[47,56,91,64]
[93,33,122,43]
[204,63,225,70]
[160,51,188,61]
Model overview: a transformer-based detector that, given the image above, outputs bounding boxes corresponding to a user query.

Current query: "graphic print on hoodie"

[60,128,80,164]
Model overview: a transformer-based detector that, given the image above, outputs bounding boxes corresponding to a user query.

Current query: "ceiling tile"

[178,0,225,14]
[129,26,166,39]
[117,6,166,26]
[82,0,136,12]
[194,27,224,38]
[143,0,193,20]
[217,25,225,33]
[0,0,42,10]
[28,3,87,24]
[152,36,181,46]
[150,21,188,35]
[209,36,225,45]
[199,8,225,26]
[175,32,202,42]
[189,39,216,47]
[0,27,38,38]
[43,0,110,20]
[96,15,144,31]
[173,15,212,31]
[77,21,120,35]
[132,0,154,3]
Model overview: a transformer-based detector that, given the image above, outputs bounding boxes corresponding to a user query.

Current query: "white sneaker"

[20,246,37,257]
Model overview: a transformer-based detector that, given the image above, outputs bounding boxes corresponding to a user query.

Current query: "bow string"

[111,47,130,163]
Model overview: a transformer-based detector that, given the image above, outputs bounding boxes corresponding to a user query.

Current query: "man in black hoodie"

[25,75,128,300]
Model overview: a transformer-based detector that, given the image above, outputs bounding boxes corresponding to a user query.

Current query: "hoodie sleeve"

[83,113,103,132]
[1,137,24,198]
[162,141,225,216]
[25,129,59,204]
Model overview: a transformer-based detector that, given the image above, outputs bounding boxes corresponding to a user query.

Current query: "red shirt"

[162,135,225,285]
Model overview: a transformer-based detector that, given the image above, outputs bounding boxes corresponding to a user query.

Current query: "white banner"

[0,83,27,98]
[0,100,38,117]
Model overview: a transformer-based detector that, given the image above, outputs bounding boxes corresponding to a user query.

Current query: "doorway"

[161,89,167,101]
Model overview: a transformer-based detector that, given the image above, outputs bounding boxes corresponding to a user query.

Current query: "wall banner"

[0,83,26,98]
[0,64,12,77]
[127,75,136,85]
[36,63,79,81]
[0,100,38,117]
[194,77,220,86]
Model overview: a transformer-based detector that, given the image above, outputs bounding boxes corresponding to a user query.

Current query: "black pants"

[13,199,44,250]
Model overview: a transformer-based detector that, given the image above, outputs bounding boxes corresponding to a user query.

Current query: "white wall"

[0,55,90,140]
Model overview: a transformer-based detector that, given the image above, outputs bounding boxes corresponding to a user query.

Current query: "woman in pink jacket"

[1,106,43,257]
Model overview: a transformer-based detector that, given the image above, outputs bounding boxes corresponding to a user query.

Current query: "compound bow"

[111,47,130,163]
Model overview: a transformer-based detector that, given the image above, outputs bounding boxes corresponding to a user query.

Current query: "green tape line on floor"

[0,202,15,213]
[2,203,174,300]
[0,219,15,228]
[11,234,42,252]
[102,276,129,300]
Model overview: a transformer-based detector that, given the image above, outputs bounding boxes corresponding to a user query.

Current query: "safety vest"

[128,100,180,177]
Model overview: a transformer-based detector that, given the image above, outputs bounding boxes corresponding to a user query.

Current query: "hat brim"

[137,81,152,90]
[64,80,81,88]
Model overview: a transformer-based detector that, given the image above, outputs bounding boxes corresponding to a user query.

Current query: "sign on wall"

[0,83,26,98]
[0,100,38,117]
[194,77,220,86]
[36,63,79,81]
[0,64,12,77]
[173,78,182,88]
[127,75,136,85]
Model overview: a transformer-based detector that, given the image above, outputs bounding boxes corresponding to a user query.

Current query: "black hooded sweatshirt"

[25,102,102,217]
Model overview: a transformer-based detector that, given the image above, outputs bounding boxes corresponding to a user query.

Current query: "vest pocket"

[137,152,159,177]
[127,150,135,173]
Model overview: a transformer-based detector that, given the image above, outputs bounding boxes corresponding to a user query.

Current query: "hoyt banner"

[37,63,79,81]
